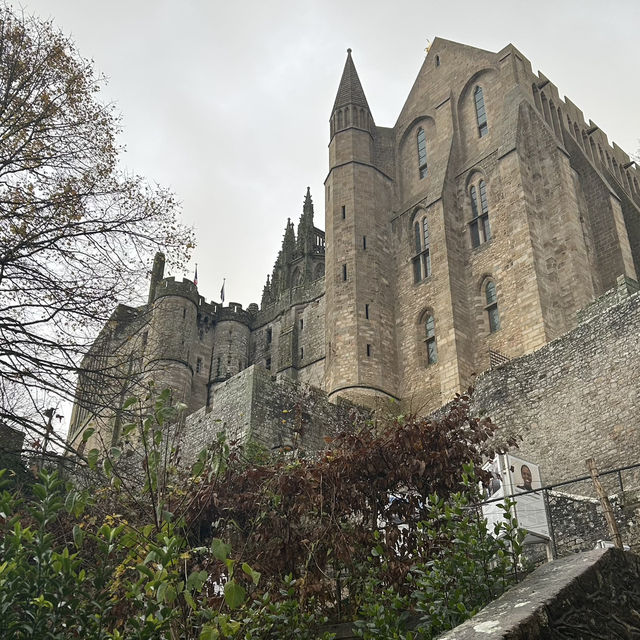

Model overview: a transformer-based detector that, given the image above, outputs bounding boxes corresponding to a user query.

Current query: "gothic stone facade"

[68,38,640,460]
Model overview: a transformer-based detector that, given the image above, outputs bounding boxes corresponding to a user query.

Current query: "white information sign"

[481,454,550,544]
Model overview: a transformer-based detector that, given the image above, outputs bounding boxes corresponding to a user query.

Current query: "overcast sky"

[18,0,640,308]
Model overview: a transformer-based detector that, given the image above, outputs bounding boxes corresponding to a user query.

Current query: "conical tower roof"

[332,49,370,113]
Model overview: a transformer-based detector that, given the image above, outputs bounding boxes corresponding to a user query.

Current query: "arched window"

[485,281,500,333]
[424,314,438,365]
[417,127,428,178]
[412,215,431,282]
[474,86,488,137]
[469,179,491,248]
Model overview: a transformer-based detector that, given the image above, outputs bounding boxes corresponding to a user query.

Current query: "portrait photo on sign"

[507,455,542,492]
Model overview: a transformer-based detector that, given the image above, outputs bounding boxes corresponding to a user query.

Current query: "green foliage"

[0,390,524,638]
[354,465,526,639]
[0,470,111,639]
[0,389,335,639]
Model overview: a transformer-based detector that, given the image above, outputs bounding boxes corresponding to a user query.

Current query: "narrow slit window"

[341,205,346,219]
[417,127,428,178]
[424,315,438,365]
[474,86,488,137]
[412,215,431,282]
[342,264,347,281]
[485,281,500,333]
[366,344,371,357]
[363,236,367,250]
[469,181,491,247]
[365,303,369,319]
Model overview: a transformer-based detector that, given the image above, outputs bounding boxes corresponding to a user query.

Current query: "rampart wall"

[473,275,640,489]
[181,364,350,464]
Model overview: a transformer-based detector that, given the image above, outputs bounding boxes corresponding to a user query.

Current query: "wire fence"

[479,462,640,564]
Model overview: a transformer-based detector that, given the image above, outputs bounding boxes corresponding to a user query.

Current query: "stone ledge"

[438,548,640,639]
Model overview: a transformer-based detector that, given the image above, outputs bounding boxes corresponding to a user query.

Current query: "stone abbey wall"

[472,275,640,489]
[181,364,351,465]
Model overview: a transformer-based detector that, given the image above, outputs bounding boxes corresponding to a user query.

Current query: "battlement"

[154,277,200,305]
[216,302,253,325]
[520,49,640,199]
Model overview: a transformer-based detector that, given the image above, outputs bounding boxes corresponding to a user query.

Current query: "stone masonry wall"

[472,276,640,490]
[181,365,351,464]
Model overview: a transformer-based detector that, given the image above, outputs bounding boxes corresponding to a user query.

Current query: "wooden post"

[586,458,623,549]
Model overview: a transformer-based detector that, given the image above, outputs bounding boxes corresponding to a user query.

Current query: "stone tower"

[146,273,199,408]
[324,50,399,406]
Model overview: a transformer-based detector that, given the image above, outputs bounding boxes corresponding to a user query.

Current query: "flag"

[193,264,198,286]
[220,278,225,304]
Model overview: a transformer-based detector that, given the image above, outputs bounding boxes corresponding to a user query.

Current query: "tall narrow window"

[469,180,491,247]
[474,86,488,137]
[196,357,203,374]
[485,281,500,333]
[342,264,347,281]
[417,127,428,178]
[478,181,491,242]
[414,222,422,253]
[412,215,431,282]
[366,344,371,357]
[424,315,438,365]
[365,303,369,319]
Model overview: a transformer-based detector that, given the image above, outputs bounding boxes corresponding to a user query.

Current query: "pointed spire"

[303,186,313,216]
[332,48,370,113]
[298,187,315,253]
[282,218,296,258]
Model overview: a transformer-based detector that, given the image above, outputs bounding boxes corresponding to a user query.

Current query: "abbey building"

[68,38,640,464]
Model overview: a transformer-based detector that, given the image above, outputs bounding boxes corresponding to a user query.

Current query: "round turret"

[210,303,251,384]
[144,277,199,405]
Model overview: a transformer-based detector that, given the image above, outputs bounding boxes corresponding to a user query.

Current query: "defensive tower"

[324,49,398,407]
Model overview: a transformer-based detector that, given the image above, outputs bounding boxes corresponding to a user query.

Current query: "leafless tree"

[0,4,194,451]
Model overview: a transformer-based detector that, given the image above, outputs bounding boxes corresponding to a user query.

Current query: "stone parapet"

[154,277,200,306]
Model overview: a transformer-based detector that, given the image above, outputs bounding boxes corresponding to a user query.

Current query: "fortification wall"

[473,275,640,489]
[181,365,350,464]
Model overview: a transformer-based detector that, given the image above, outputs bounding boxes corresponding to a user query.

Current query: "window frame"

[424,314,438,365]
[412,215,432,283]
[474,86,488,138]
[468,179,491,248]
[417,127,428,179]
[484,280,500,333]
